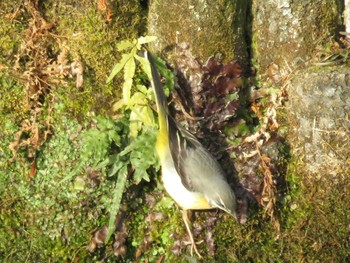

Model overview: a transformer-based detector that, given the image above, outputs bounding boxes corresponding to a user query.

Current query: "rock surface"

[287,66,350,175]
[252,0,342,73]
[148,0,250,66]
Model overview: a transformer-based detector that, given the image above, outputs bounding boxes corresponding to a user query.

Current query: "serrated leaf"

[106,53,133,84]
[134,169,150,183]
[108,130,121,146]
[112,99,124,112]
[140,106,155,127]
[128,91,146,107]
[152,54,174,95]
[137,35,157,45]
[95,157,110,169]
[127,93,156,138]
[105,164,128,243]
[129,111,142,138]
[108,157,124,177]
[135,54,152,80]
[120,130,158,184]
[117,39,134,51]
[123,78,133,105]
[136,85,148,95]
[134,104,155,127]
[123,57,136,104]
[96,116,112,130]
[79,129,109,166]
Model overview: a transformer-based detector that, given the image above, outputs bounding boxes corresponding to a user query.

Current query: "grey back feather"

[146,50,237,217]
[169,117,237,216]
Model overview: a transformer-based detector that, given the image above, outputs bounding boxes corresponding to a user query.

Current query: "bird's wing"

[168,117,224,190]
[168,116,198,191]
[145,50,236,215]
[168,118,237,215]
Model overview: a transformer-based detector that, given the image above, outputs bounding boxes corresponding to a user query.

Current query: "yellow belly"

[161,157,212,210]
[156,132,212,210]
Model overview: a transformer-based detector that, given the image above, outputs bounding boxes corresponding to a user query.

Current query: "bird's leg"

[182,210,202,258]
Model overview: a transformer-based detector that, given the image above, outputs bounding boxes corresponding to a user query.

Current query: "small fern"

[107,36,173,138]
[77,36,173,244]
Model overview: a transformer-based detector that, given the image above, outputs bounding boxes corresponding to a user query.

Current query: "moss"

[213,159,349,262]
[279,160,349,261]
[0,7,147,253]
[0,1,25,66]
[0,0,146,120]
[1,115,92,262]
[1,1,349,262]
[0,75,28,125]
[40,0,145,117]
[148,0,249,65]
[124,187,180,261]
[252,0,343,73]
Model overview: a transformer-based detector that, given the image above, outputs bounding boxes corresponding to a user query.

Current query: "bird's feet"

[183,239,203,258]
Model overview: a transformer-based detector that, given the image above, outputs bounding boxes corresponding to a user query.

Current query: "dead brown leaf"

[30,158,37,177]
[7,1,80,171]
[97,0,113,23]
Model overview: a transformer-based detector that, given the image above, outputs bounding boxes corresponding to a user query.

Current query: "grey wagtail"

[145,51,237,258]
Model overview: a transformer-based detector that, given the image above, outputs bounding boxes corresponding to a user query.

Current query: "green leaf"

[226,92,239,101]
[152,54,174,95]
[135,54,152,80]
[105,164,128,243]
[106,53,133,84]
[139,105,155,127]
[59,162,84,185]
[137,52,174,97]
[112,99,124,112]
[95,157,110,169]
[137,84,154,101]
[129,111,142,138]
[117,39,134,51]
[133,169,149,182]
[128,91,146,107]
[128,92,147,137]
[137,35,157,46]
[108,157,124,177]
[79,129,109,166]
[120,130,159,184]
[75,116,125,172]
[73,176,85,191]
[128,94,156,138]
[123,57,136,104]
[107,130,121,146]
[136,84,148,95]
[155,196,174,210]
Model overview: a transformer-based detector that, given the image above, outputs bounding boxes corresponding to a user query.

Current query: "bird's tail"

[145,51,169,154]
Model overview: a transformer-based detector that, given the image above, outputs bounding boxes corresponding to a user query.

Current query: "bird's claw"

[184,239,203,258]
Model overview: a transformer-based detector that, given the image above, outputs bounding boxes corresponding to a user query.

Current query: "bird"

[145,51,237,258]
